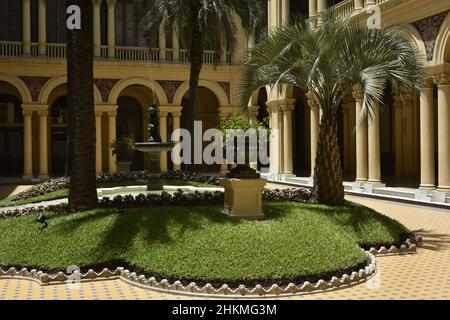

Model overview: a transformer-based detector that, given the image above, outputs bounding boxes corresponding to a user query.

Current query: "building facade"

[0,0,450,194]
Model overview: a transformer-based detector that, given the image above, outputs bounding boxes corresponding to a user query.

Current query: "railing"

[334,0,355,19]
[46,43,66,59]
[0,41,233,65]
[115,46,159,62]
[0,41,22,57]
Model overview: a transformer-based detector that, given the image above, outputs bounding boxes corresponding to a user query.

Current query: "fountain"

[135,104,174,190]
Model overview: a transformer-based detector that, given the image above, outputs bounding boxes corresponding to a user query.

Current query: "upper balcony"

[0,41,232,65]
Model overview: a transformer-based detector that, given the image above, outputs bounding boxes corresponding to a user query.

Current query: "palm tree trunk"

[312,111,345,205]
[186,15,204,172]
[67,0,98,211]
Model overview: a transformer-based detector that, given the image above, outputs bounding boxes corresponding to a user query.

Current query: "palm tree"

[66,0,98,211]
[239,12,425,205]
[135,0,263,170]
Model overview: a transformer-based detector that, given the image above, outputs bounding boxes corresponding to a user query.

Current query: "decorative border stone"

[367,234,422,256]
[0,252,376,297]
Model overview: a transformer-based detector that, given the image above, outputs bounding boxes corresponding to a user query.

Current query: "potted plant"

[219,116,268,179]
[110,135,136,173]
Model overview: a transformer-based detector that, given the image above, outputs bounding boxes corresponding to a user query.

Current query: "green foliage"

[239,11,425,123]
[110,136,136,162]
[0,202,408,282]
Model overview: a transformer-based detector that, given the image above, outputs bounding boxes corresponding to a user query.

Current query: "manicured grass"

[0,201,408,283]
[0,180,215,207]
[0,189,69,208]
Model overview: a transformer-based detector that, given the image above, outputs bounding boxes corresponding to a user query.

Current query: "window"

[0,0,23,41]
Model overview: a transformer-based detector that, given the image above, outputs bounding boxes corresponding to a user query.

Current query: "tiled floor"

[1,195,449,300]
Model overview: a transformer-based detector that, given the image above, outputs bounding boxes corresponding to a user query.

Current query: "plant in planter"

[219,116,268,179]
[111,135,136,173]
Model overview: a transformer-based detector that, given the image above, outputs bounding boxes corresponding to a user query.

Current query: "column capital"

[106,0,116,6]
[352,85,364,101]
[21,103,48,112]
[92,0,102,5]
[38,110,48,116]
[96,104,118,113]
[278,99,296,112]
[158,111,169,118]
[433,74,450,86]
[265,100,280,113]
[218,106,236,117]
[306,92,319,109]
[158,105,183,114]
[423,78,435,89]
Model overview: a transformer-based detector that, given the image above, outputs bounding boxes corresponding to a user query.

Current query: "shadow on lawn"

[52,205,245,259]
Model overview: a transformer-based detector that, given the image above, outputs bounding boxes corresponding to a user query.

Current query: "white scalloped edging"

[367,235,421,256]
[0,252,376,297]
[0,236,421,297]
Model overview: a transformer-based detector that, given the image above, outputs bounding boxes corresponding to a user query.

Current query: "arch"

[38,75,103,105]
[398,24,427,63]
[0,73,33,103]
[108,77,168,105]
[434,12,450,64]
[173,80,229,106]
[248,87,270,106]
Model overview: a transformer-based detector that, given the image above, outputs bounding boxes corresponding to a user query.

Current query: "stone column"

[368,104,381,184]
[159,110,168,172]
[307,93,320,177]
[318,0,328,13]
[38,0,46,56]
[22,107,33,180]
[107,0,116,59]
[281,100,295,175]
[353,87,368,182]
[355,0,364,10]
[436,75,450,192]
[159,21,166,61]
[365,0,376,6]
[282,0,290,23]
[419,81,435,189]
[107,109,117,173]
[23,0,31,55]
[267,101,281,176]
[172,24,180,61]
[95,109,103,174]
[93,0,102,58]
[172,109,182,171]
[38,109,49,179]
[309,0,317,17]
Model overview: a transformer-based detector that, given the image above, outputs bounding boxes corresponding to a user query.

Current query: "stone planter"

[220,178,266,219]
[116,161,132,173]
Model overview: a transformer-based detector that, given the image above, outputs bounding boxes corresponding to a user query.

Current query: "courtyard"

[0,193,448,300]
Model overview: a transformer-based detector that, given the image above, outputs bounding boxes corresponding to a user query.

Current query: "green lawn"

[0,201,408,284]
[0,180,215,207]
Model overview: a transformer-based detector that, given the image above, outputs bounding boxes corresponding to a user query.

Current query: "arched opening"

[380,84,420,187]
[292,88,309,177]
[117,96,144,171]
[50,95,67,175]
[0,88,23,177]
[114,84,157,171]
[181,87,220,172]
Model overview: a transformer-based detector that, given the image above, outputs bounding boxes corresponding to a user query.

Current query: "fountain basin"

[97,185,224,198]
[135,142,175,152]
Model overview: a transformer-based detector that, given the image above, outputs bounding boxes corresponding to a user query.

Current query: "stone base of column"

[432,190,449,203]
[38,175,49,181]
[22,175,33,181]
[367,180,385,187]
[279,173,295,182]
[437,186,450,193]
[419,184,436,190]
